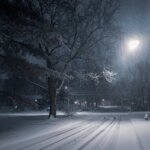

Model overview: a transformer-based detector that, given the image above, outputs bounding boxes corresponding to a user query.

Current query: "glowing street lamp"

[127,39,140,53]
[64,86,68,90]
[64,85,69,114]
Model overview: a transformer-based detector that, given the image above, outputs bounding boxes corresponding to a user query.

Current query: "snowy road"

[0,112,150,150]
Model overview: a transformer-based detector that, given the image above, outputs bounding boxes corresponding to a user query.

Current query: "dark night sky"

[120,0,150,34]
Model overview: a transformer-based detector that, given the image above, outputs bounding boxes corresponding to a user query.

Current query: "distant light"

[127,39,140,52]
[64,86,68,90]
[74,101,78,105]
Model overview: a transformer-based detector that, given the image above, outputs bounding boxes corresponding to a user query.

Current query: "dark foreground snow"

[0,111,150,150]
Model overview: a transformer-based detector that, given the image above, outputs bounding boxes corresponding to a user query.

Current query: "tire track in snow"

[1,116,99,150]
[68,118,115,150]
[42,120,109,150]
[130,120,145,150]
[15,116,97,150]
[106,118,121,150]
[42,123,100,150]
[17,117,105,150]
[38,119,108,150]
[78,119,117,150]
[95,118,120,150]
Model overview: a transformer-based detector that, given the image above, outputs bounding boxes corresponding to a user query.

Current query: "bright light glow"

[74,101,79,105]
[127,39,140,52]
[64,86,68,90]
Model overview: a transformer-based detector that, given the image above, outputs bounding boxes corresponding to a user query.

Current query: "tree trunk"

[95,100,98,108]
[48,77,56,118]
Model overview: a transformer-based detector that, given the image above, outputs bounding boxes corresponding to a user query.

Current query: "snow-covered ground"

[0,111,150,150]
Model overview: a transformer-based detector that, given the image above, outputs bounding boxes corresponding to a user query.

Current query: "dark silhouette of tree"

[0,0,119,117]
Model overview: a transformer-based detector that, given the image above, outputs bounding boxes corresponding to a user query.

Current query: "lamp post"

[131,102,134,112]
[102,99,105,107]
[64,86,68,90]
[121,37,141,111]
[64,86,69,114]
[144,100,148,111]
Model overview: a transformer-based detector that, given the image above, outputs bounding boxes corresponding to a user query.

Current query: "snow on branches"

[86,73,102,84]
[102,68,117,83]
[74,68,117,84]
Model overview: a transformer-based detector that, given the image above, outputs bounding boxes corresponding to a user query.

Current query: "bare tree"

[0,0,119,117]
